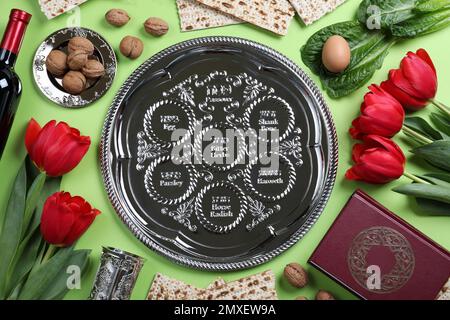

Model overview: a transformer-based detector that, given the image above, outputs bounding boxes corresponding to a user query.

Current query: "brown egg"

[322,35,351,73]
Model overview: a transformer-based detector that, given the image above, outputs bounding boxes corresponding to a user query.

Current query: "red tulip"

[381,49,437,111]
[350,85,405,140]
[40,192,100,247]
[346,135,406,184]
[25,119,91,177]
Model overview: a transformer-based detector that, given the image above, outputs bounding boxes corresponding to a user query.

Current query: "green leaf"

[404,117,444,140]
[416,197,450,215]
[416,0,450,12]
[391,7,450,37]
[22,173,46,238]
[0,162,27,299]
[301,21,368,76]
[393,183,450,204]
[17,246,74,300]
[27,177,61,236]
[412,140,450,171]
[6,232,43,298]
[430,112,450,136]
[39,249,91,300]
[301,21,394,98]
[418,174,450,187]
[425,172,450,183]
[357,0,417,29]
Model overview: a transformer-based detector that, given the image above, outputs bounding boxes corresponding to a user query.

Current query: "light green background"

[0,0,449,300]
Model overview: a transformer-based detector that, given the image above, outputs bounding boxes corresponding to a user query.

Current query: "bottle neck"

[0,49,17,67]
[0,9,32,67]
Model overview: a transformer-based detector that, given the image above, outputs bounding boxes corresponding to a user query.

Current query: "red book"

[309,190,450,300]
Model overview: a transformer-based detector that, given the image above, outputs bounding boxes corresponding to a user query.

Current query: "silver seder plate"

[100,37,338,271]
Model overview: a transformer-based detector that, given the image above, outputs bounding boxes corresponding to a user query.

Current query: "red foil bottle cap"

[0,9,32,55]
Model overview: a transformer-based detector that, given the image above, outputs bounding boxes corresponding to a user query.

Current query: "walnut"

[105,9,130,27]
[67,50,88,71]
[144,17,169,36]
[62,71,86,95]
[68,37,95,55]
[46,50,68,77]
[119,36,144,59]
[82,59,105,79]
[283,263,308,288]
[315,290,335,300]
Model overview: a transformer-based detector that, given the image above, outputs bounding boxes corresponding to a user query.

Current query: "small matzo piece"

[194,0,295,35]
[177,0,242,31]
[203,270,278,300]
[39,0,88,19]
[288,0,347,25]
[147,273,205,300]
[436,277,450,300]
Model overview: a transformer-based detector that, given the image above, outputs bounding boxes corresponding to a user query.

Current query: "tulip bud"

[40,192,100,247]
[25,119,91,177]
[381,49,437,111]
[346,135,406,184]
[350,85,405,140]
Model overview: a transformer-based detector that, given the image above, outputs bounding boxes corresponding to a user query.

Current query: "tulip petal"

[352,143,367,162]
[402,52,437,100]
[24,119,42,155]
[63,208,100,246]
[416,49,436,75]
[345,167,361,181]
[40,192,75,245]
[30,121,67,169]
[40,192,100,247]
[381,78,428,110]
[41,125,91,177]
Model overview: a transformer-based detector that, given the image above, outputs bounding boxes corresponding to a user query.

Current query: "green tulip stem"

[403,171,430,184]
[430,99,450,118]
[402,126,434,145]
[41,244,57,264]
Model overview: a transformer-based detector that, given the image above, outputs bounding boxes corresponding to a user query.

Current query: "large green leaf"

[416,0,450,12]
[430,112,450,136]
[391,7,450,37]
[301,21,368,76]
[425,172,450,183]
[412,140,450,171]
[357,0,417,29]
[39,249,91,300]
[416,197,450,215]
[393,183,450,204]
[324,38,394,98]
[6,232,43,298]
[22,173,46,238]
[0,162,27,299]
[26,177,61,236]
[17,246,74,300]
[404,117,444,140]
[301,21,394,98]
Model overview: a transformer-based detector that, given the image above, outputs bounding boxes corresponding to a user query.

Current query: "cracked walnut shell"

[120,36,144,59]
[68,37,95,55]
[62,71,87,95]
[46,50,68,77]
[82,60,105,79]
[284,263,309,288]
[144,17,169,36]
[67,50,88,71]
[105,9,130,27]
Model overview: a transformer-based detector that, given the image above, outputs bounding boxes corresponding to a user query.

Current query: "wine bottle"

[0,9,32,160]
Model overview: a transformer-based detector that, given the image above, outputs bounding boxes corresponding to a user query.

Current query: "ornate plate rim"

[100,36,339,271]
